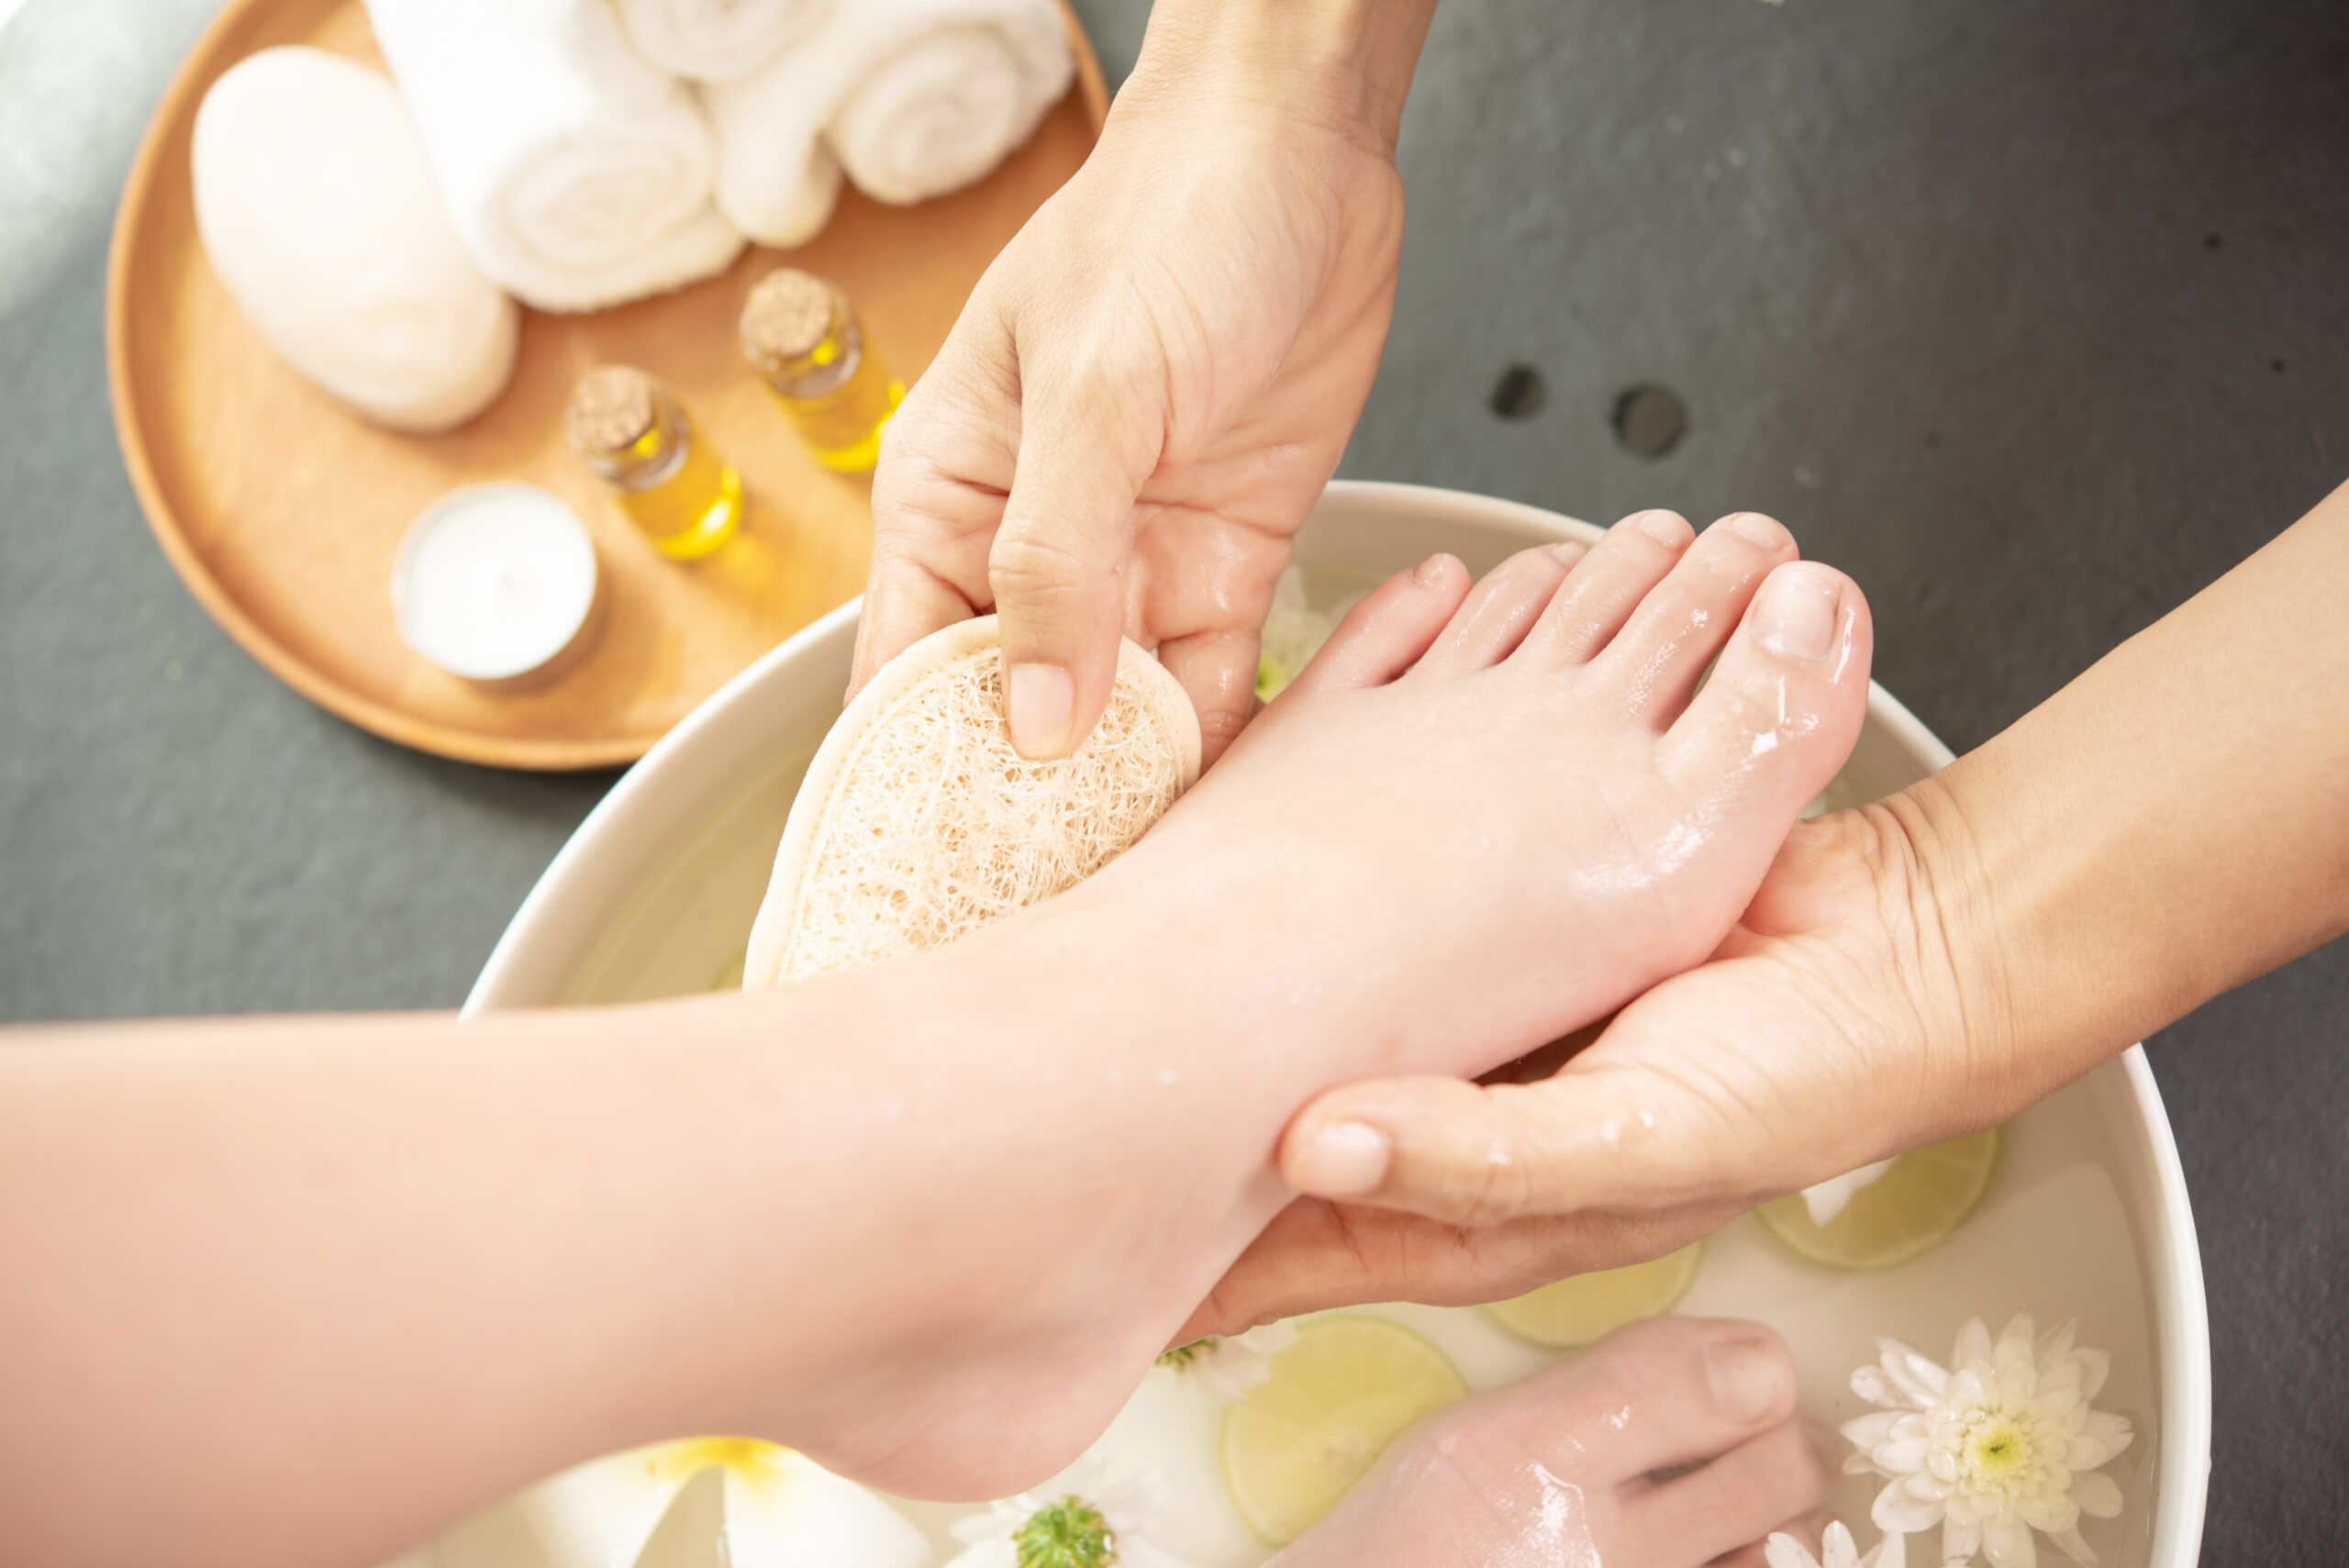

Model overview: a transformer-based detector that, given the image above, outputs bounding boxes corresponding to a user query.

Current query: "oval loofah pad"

[743,616,1202,987]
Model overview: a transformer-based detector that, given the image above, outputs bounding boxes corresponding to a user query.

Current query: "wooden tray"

[108,0,1108,770]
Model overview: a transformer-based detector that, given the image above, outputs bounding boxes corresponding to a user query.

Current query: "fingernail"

[1752,565,1839,662]
[1704,1338,1790,1425]
[1007,664,1073,758]
[1289,1120,1391,1196]
[1411,554,1456,586]
[1631,509,1687,545]
[1722,511,1786,547]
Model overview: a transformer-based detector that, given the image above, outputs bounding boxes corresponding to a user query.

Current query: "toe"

[1559,1318,1804,1477]
[1518,510,1695,666]
[1626,1419,1835,1568]
[1656,562,1873,828]
[1285,553,1473,696]
[1583,513,1799,721]
[1411,543,1586,674]
[1155,628,1264,766]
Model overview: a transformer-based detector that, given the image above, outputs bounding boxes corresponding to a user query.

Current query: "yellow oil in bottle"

[565,365,742,561]
[739,268,904,473]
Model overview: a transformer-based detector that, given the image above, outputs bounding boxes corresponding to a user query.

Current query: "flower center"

[1015,1496,1118,1568]
[646,1436,784,1485]
[1156,1338,1216,1371]
[1960,1413,2040,1489]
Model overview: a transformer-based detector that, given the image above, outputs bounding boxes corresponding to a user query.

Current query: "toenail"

[1721,511,1786,548]
[1289,1120,1392,1196]
[1630,510,1686,545]
[1548,541,1586,567]
[1704,1338,1790,1424]
[1752,565,1839,662]
[1412,554,1458,587]
[1007,663,1074,757]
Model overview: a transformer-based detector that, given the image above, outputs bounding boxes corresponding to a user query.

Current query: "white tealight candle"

[393,484,599,683]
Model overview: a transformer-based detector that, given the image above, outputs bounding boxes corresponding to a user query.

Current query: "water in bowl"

[450,569,2166,1568]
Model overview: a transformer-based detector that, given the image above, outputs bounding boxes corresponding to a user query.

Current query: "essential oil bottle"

[564,365,742,560]
[739,269,905,473]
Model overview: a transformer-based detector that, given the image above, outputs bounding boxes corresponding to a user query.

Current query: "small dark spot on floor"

[1488,363,1547,420]
[1611,384,1688,459]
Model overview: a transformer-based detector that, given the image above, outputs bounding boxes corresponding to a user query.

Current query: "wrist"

[1118,0,1437,155]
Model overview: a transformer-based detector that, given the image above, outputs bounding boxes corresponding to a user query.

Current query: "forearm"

[1119,0,1440,154]
[1904,475,2349,1091]
[0,894,1294,1568]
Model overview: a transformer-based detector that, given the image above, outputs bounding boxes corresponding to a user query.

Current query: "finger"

[1285,554,1473,697]
[849,545,985,700]
[1181,1195,1738,1340]
[988,375,1162,760]
[1154,628,1261,766]
[1279,1066,1744,1223]
[1624,1419,1835,1568]
[1535,1317,1803,1478]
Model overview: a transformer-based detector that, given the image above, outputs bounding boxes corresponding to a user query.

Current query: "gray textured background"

[1,0,2343,1560]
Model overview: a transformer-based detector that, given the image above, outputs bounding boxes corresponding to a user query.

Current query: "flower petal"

[2074,1348,2111,1402]
[2035,1319,2077,1371]
[518,1446,689,1568]
[721,1455,930,1568]
[1852,1366,1904,1408]
[2081,1411,2134,1460]
[1943,1516,1981,1562]
[1983,1511,2039,1568]
[2068,1471,2124,1519]
[1821,1520,1862,1568]
[1844,1410,1906,1451]
[1098,1470,1172,1533]
[1872,1483,1945,1535]
[1993,1316,2037,1371]
[2051,1526,2100,1565]
[1863,1527,1907,1568]
[1765,1532,1826,1568]
[1953,1318,1995,1371]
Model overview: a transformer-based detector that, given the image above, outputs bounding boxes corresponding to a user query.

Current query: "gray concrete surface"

[1,0,2343,1560]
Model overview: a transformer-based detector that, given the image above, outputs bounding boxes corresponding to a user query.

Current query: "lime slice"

[1220,1316,1467,1544]
[1757,1128,2001,1270]
[1484,1241,1705,1347]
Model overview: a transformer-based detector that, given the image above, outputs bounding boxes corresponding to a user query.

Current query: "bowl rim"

[466,478,2210,1566]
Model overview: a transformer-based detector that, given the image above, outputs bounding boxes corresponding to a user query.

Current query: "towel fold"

[364,0,744,313]
[615,0,834,83]
[705,0,1074,249]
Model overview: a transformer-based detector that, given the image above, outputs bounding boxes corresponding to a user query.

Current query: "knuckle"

[988,530,1117,607]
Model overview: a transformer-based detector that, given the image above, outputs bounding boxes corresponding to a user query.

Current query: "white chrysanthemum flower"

[945,1467,1193,1568]
[1842,1315,2132,1568]
[1765,1519,1907,1568]
[519,1437,926,1568]
[1153,1321,1298,1403]
[1802,1157,1897,1225]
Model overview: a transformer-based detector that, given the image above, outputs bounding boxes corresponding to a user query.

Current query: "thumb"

[1276,1065,1748,1228]
[988,378,1159,760]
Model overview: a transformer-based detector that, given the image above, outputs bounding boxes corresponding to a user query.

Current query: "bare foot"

[1278,1318,1832,1568]
[810,513,1872,1498]
[1140,507,1875,1116]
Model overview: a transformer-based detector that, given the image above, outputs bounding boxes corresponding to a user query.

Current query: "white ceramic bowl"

[467,481,2209,1568]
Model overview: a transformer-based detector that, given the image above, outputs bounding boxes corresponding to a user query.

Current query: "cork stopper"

[740,269,839,362]
[566,365,657,455]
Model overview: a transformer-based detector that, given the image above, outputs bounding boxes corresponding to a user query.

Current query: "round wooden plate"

[108,0,1108,770]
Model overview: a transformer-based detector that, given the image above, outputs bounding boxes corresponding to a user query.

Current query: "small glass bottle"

[739,268,905,473]
[564,365,742,560]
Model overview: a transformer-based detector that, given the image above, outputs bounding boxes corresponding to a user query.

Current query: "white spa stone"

[192,46,518,433]
[393,484,598,682]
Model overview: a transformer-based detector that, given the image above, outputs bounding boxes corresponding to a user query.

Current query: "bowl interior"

[462,481,2206,1568]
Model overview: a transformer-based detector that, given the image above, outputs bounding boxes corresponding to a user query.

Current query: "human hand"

[853,4,1429,762]
[1278,1317,1833,1568]
[1185,795,2035,1331]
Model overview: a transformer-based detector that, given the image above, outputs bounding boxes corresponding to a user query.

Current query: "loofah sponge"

[744,616,1202,987]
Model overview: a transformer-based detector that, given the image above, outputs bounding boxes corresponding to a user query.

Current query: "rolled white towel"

[704,0,1074,248]
[363,0,744,313]
[614,0,834,83]
[192,47,517,432]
